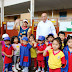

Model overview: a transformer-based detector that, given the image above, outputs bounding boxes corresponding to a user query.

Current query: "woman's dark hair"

[53,37,62,50]
[67,35,72,42]
[11,36,19,44]
[29,34,35,40]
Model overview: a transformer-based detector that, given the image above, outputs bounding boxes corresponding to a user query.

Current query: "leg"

[8,63,12,72]
[4,64,8,72]
[12,56,18,72]
[34,58,37,67]
[16,56,21,70]
[37,61,41,71]
[41,60,45,71]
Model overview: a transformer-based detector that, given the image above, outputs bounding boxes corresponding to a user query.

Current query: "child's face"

[67,39,72,48]
[48,36,54,42]
[14,37,18,44]
[52,40,60,51]
[29,36,34,42]
[59,34,65,41]
[23,22,27,27]
[4,40,10,45]
[38,40,44,44]
[22,35,26,39]
[22,40,28,45]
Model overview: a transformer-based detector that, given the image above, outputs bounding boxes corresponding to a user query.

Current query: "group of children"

[1,31,72,72]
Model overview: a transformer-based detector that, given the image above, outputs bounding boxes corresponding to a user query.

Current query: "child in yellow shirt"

[29,34,37,70]
[43,37,66,72]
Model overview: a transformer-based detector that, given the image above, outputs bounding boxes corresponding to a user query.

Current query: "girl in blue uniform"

[20,37,32,72]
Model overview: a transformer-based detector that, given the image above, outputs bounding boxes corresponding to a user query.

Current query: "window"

[59,11,67,17]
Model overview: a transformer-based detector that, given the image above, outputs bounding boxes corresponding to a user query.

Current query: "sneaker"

[12,65,18,72]
[16,63,21,70]
[35,68,41,72]
[32,67,37,70]
[22,69,24,72]
[41,70,45,72]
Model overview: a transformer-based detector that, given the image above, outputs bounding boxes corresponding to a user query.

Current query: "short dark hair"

[11,36,20,44]
[29,34,35,40]
[53,37,62,50]
[46,34,54,40]
[58,31,65,36]
[67,35,72,42]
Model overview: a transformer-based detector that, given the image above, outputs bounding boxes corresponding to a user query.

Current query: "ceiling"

[1,0,72,16]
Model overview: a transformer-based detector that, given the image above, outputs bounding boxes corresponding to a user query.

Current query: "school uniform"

[61,45,72,72]
[2,44,13,72]
[46,49,65,72]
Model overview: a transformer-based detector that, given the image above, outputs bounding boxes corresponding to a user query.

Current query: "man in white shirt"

[36,13,57,39]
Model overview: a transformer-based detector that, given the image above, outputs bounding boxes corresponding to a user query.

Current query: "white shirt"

[36,19,56,39]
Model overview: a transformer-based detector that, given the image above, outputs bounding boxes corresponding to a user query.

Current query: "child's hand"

[45,41,48,46]
[34,42,37,47]
[36,50,40,54]
[7,55,10,57]
[45,46,51,51]
[9,55,13,58]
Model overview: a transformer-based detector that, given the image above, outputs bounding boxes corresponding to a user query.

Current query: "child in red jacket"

[35,36,46,72]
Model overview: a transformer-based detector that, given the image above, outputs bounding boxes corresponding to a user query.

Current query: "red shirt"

[68,51,72,72]
[37,43,46,61]
[2,44,13,64]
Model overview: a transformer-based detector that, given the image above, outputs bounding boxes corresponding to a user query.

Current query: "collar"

[53,49,61,55]
[38,43,44,46]
[42,19,48,23]
[21,44,27,47]
[67,46,72,53]
[22,26,27,29]
[5,44,11,48]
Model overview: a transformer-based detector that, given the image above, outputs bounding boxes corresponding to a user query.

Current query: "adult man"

[36,13,57,39]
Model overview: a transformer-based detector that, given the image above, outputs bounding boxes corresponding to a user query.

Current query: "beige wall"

[35,9,72,18]
[20,13,31,20]
[1,9,72,23]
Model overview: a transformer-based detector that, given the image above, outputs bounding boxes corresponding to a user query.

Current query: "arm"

[43,50,47,56]
[61,56,66,68]
[37,50,44,54]
[13,19,20,30]
[27,28,32,38]
[36,23,40,39]
[43,46,51,56]
[50,22,57,38]
[2,52,10,57]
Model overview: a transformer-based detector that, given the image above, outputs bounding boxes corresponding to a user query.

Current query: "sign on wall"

[59,21,72,32]
[7,22,15,30]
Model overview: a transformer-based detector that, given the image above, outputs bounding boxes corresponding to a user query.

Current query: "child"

[35,36,46,72]
[58,31,67,50]
[11,36,21,72]
[46,33,54,46]
[29,34,37,70]
[0,34,9,59]
[43,37,66,72]
[45,34,54,72]
[61,35,72,72]
[20,37,32,72]
[2,37,14,72]
[19,32,26,43]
